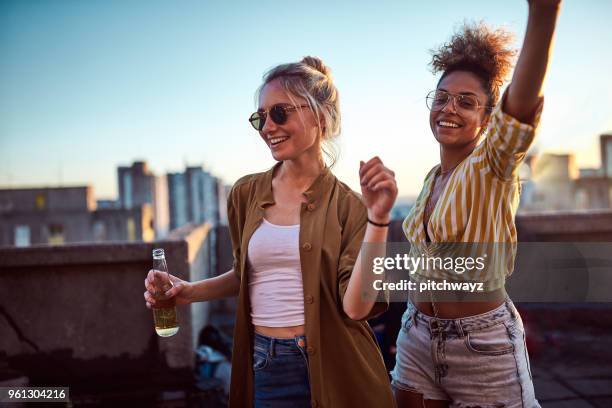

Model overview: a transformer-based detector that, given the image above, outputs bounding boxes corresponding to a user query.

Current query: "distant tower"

[117,161,169,238]
[600,134,612,177]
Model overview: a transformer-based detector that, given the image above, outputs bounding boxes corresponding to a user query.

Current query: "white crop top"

[246,218,304,327]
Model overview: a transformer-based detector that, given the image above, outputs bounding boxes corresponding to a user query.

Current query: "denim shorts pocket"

[465,323,515,356]
[253,348,270,372]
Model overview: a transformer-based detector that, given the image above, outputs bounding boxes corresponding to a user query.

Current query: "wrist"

[367,210,390,225]
[368,218,390,228]
[183,280,197,303]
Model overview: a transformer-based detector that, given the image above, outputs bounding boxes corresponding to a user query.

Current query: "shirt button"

[305,295,314,304]
[307,346,315,355]
[307,203,316,211]
[302,242,312,251]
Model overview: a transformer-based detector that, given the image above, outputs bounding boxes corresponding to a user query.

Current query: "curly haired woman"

[390,1,561,407]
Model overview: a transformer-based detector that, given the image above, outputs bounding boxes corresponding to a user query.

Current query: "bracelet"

[367,218,391,227]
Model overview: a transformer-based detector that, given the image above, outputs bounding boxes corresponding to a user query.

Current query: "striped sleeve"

[485,90,544,181]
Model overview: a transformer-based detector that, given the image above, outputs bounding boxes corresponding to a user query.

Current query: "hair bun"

[430,21,516,89]
[301,56,332,79]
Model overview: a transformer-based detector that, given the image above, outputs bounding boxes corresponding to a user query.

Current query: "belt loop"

[506,298,516,319]
[269,337,275,357]
[455,319,465,337]
[295,335,306,351]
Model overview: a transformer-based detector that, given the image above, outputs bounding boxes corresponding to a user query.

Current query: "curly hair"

[430,21,516,110]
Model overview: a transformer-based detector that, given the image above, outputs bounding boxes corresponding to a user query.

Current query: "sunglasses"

[426,90,493,113]
[248,104,310,131]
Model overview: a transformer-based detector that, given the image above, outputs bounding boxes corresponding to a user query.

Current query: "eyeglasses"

[248,104,310,131]
[425,90,492,113]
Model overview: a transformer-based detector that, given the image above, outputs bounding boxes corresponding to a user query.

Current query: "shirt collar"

[256,161,334,208]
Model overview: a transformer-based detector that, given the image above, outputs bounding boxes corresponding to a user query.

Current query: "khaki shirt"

[227,162,394,408]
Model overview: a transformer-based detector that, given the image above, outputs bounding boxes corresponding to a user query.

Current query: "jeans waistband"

[254,332,307,356]
[407,298,518,336]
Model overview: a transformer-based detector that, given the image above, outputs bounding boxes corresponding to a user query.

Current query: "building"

[520,134,612,212]
[524,153,576,212]
[96,199,119,209]
[167,166,220,231]
[574,173,611,210]
[217,181,229,226]
[0,186,154,247]
[167,173,189,230]
[117,161,169,238]
[574,134,612,210]
[601,134,612,177]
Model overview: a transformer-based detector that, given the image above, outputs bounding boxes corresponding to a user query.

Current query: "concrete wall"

[387,210,612,242]
[0,224,213,394]
[516,210,612,241]
[1,211,610,397]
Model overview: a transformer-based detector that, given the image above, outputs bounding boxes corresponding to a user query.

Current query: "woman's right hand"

[143,269,194,309]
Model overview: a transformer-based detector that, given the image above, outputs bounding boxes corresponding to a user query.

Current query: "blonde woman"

[144,56,397,407]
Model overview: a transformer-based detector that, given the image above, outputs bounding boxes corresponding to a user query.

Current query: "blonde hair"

[256,56,340,166]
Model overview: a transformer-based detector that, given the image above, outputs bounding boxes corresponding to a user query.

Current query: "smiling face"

[429,70,491,150]
[257,78,322,162]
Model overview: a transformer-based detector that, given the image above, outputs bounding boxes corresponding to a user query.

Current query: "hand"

[143,269,193,309]
[359,157,398,223]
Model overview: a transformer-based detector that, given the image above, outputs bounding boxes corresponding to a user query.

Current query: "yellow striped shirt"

[402,93,544,290]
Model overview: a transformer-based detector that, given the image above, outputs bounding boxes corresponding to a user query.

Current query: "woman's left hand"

[359,157,398,223]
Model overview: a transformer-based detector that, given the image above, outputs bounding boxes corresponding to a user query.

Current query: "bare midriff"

[412,288,506,319]
[254,324,306,339]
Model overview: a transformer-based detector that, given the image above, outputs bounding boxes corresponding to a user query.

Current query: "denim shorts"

[253,332,311,408]
[390,298,540,408]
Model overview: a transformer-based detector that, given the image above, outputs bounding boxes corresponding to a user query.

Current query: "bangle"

[367,218,390,227]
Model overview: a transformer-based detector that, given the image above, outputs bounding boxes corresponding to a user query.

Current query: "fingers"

[164,282,182,298]
[359,156,383,179]
[146,269,173,293]
[145,271,159,294]
[363,171,391,190]
[144,269,182,309]
[144,290,155,309]
[360,157,396,188]
[370,179,398,194]
[144,269,174,308]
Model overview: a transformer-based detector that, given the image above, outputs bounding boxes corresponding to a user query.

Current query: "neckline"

[421,163,460,242]
[257,161,333,209]
[262,218,300,229]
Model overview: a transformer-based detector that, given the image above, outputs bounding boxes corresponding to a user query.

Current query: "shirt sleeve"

[337,198,389,321]
[485,89,544,181]
[227,182,243,281]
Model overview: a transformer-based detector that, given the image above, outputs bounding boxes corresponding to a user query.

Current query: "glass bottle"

[151,248,179,337]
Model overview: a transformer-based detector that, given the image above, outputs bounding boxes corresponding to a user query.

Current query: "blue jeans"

[253,332,311,408]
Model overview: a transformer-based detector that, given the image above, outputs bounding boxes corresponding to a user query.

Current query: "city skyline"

[1,0,611,198]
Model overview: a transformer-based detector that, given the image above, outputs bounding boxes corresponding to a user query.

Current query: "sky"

[1,0,611,200]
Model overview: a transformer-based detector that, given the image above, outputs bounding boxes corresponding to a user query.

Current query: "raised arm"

[342,157,398,320]
[504,0,561,124]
